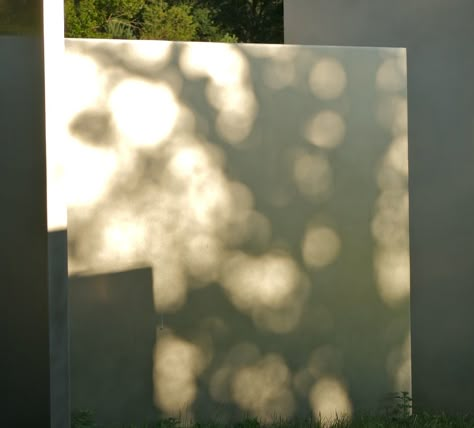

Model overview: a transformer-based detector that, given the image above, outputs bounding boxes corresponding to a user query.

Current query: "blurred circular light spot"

[293,153,332,200]
[302,226,341,269]
[222,252,300,310]
[309,377,352,422]
[309,58,347,99]
[374,249,410,306]
[304,110,346,149]
[153,334,206,413]
[109,79,179,148]
[376,56,406,93]
[231,354,295,422]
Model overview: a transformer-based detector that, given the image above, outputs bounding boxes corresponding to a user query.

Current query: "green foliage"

[71,409,98,428]
[140,0,197,41]
[63,0,240,42]
[95,0,145,20]
[381,391,413,424]
[106,17,136,39]
[64,0,103,38]
[195,0,283,43]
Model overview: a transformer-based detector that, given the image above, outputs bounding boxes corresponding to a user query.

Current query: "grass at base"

[72,410,474,428]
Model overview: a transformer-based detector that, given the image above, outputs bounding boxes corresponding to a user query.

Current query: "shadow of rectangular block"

[69,267,159,426]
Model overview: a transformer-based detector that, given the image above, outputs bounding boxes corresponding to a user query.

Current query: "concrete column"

[0,1,50,426]
[284,0,474,415]
[44,0,70,426]
[1,1,69,426]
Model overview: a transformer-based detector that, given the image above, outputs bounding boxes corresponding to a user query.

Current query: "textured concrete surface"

[66,39,410,425]
[284,0,474,415]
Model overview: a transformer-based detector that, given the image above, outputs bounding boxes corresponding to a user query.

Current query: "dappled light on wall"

[180,43,258,145]
[64,39,411,423]
[373,63,409,307]
[127,40,173,67]
[231,353,295,422]
[109,79,179,148]
[309,58,347,100]
[376,53,407,93]
[67,137,118,208]
[292,151,332,201]
[221,251,308,333]
[302,226,341,269]
[386,332,411,394]
[304,110,346,149]
[309,376,353,422]
[153,332,207,414]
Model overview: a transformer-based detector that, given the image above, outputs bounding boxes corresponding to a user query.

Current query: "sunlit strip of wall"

[44,0,66,232]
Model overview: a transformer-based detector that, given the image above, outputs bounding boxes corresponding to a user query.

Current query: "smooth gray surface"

[48,230,70,428]
[70,268,158,426]
[284,0,474,414]
[0,36,50,426]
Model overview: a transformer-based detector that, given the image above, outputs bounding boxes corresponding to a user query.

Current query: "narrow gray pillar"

[284,0,474,415]
[0,1,50,426]
[1,1,69,426]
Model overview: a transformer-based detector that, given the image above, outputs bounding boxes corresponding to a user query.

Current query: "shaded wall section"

[0,35,50,427]
[284,0,474,415]
[65,39,410,425]
[70,268,157,426]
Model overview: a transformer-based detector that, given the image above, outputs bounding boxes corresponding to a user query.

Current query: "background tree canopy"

[64,0,283,43]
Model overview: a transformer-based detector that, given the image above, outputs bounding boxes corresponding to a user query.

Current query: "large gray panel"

[284,0,474,415]
[65,39,410,424]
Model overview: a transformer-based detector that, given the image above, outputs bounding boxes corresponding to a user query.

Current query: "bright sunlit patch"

[187,172,232,229]
[293,153,332,201]
[129,40,172,64]
[304,110,346,149]
[100,215,147,263]
[153,333,206,414]
[309,377,352,423]
[309,58,347,100]
[180,43,248,86]
[302,226,341,269]
[44,0,66,231]
[180,43,258,145]
[109,79,179,148]
[63,52,104,119]
[374,249,410,306]
[183,234,222,283]
[168,145,212,179]
[221,251,301,310]
[232,354,295,422]
[208,84,258,144]
[67,137,118,207]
